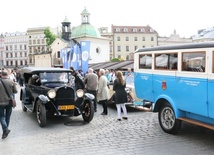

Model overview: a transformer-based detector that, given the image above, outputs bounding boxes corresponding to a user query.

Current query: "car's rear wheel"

[82,100,94,123]
[21,94,27,112]
[36,100,46,127]
[158,102,181,134]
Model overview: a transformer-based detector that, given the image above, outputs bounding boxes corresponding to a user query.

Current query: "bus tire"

[158,102,181,134]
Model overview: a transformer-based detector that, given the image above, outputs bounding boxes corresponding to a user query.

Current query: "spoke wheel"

[158,102,181,134]
[36,100,46,127]
[82,101,94,123]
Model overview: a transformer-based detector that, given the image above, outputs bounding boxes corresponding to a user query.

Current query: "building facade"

[0,34,4,67]
[27,27,49,67]
[112,25,158,60]
[4,32,28,68]
[192,27,214,42]
[158,30,192,46]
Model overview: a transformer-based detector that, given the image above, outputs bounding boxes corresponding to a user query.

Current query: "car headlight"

[47,89,56,99]
[76,89,84,98]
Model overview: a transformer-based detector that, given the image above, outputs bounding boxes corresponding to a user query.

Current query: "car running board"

[178,117,214,130]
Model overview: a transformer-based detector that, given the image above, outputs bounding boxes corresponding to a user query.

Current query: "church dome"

[71,7,101,38]
[72,24,101,38]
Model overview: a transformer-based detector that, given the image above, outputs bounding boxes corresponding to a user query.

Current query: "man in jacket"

[84,68,98,112]
[0,70,18,139]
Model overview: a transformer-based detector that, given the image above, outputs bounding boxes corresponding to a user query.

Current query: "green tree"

[111,58,120,62]
[44,28,56,46]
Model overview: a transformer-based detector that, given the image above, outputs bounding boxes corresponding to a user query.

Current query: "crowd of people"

[73,67,134,121]
[0,66,134,139]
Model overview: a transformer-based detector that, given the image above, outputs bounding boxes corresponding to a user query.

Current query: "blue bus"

[134,42,214,134]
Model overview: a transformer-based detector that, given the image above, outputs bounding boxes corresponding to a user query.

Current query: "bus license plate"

[58,105,74,110]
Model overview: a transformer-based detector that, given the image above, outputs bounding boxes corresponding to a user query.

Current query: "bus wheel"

[158,102,181,134]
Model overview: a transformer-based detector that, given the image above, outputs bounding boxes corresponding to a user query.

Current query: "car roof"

[21,67,71,74]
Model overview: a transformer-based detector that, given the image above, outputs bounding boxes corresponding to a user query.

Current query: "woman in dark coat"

[113,71,128,121]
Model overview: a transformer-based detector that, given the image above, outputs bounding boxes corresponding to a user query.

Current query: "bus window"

[139,54,152,69]
[182,52,205,72]
[155,53,178,70]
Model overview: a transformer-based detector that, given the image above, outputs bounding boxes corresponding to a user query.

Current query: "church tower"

[61,16,71,41]
[81,7,90,24]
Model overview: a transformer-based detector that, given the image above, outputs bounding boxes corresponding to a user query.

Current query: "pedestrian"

[113,71,128,121]
[97,68,110,115]
[105,69,111,89]
[69,67,85,90]
[84,68,98,112]
[0,70,18,139]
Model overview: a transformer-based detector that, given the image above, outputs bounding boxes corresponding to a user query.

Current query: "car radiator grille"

[55,87,75,105]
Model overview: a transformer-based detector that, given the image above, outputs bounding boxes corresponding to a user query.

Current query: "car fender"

[84,93,95,100]
[38,95,50,104]
[153,94,183,118]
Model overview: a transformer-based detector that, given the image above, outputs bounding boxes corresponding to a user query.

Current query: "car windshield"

[39,72,69,83]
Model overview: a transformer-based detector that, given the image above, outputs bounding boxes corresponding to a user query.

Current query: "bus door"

[176,52,208,117]
[134,54,154,102]
[134,72,154,102]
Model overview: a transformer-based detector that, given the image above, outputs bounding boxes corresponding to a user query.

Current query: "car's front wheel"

[82,100,94,123]
[158,102,181,134]
[36,100,47,127]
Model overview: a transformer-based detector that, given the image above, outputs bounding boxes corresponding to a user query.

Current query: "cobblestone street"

[1,88,214,155]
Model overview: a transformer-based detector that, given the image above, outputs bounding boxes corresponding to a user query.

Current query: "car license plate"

[58,105,74,110]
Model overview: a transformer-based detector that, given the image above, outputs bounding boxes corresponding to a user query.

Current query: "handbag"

[1,79,16,108]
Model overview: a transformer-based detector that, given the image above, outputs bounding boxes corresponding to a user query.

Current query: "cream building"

[112,25,158,60]
[50,37,68,67]
[3,32,28,68]
[27,27,49,67]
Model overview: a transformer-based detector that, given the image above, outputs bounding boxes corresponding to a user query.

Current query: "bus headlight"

[47,89,56,99]
[76,89,84,98]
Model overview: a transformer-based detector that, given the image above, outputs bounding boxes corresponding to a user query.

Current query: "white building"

[4,32,28,68]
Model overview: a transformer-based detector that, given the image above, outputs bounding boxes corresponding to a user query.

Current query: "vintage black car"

[20,67,94,127]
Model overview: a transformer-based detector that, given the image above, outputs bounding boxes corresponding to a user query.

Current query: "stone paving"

[1,88,214,155]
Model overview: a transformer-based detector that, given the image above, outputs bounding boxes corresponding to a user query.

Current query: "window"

[37,39,40,44]
[33,40,36,44]
[20,45,22,50]
[182,52,205,72]
[15,45,17,50]
[123,28,128,32]
[126,36,129,41]
[142,37,145,41]
[151,37,154,41]
[155,53,178,70]
[133,28,137,32]
[126,46,129,52]
[116,28,120,32]
[134,37,137,41]
[117,36,120,41]
[57,51,60,58]
[118,55,121,59]
[117,46,121,52]
[126,55,129,60]
[134,46,138,51]
[20,52,22,57]
[139,54,152,69]
[141,28,145,32]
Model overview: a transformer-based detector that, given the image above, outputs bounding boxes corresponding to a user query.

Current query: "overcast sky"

[1,0,213,38]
